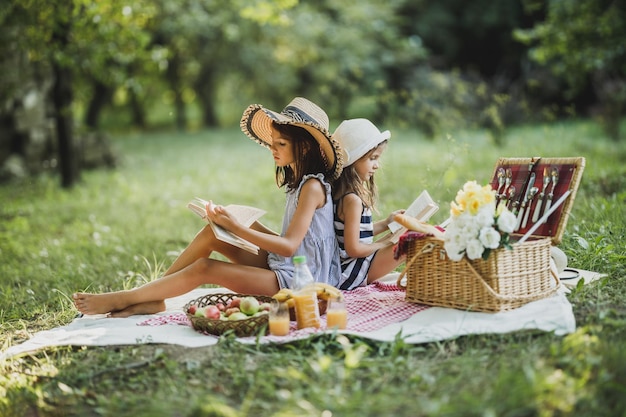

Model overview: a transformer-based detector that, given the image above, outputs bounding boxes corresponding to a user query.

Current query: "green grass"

[1,119,625,416]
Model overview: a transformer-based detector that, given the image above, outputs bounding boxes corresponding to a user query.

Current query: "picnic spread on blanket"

[2,155,598,359]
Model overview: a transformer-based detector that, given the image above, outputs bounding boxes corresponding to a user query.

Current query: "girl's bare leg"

[94,226,220,316]
[165,221,274,275]
[73,257,280,317]
[366,245,405,283]
[74,224,272,317]
[164,224,217,276]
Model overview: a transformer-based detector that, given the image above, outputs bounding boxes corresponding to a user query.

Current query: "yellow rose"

[467,197,482,215]
[450,201,463,217]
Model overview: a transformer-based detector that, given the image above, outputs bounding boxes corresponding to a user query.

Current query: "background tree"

[515,0,626,140]
[2,0,624,185]
[1,0,154,187]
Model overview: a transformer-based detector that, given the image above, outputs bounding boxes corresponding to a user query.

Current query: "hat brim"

[342,130,391,167]
[240,104,343,180]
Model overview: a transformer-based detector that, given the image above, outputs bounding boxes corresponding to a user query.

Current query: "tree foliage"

[1,0,625,185]
[1,0,157,186]
[515,0,626,139]
[515,0,625,91]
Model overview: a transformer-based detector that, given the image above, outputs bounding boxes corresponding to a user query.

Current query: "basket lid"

[489,157,585,245]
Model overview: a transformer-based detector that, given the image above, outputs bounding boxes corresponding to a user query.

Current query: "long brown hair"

[273,122,327,191]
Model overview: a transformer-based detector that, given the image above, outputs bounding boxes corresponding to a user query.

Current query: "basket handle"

[396,241,438,289]
[397,239,561,303]
[462,257,561,302]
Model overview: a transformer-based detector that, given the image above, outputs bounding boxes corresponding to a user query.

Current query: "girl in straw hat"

[332,118,406,290]
[73,97,343,317]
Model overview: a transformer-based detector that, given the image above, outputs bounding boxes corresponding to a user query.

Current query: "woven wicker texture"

[184,293,274,337]
[398,237,559,312]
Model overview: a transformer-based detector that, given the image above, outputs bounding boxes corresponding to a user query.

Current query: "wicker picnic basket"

[397,236,559,312]
[184,293,274,337]
[396,156,585,313]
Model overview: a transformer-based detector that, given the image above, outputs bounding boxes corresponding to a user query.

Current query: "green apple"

[240,296,260,316]
[228,312,248,321]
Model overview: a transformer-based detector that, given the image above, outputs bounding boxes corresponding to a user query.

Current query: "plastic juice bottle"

[291,255,321,330]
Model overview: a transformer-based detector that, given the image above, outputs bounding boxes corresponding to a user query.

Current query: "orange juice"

[293,292,321,329]
[269,316,290,336]
[326,309,347,329]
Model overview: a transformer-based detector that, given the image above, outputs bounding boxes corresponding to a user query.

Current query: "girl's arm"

[372,209,404,236]
[207,178,325,257]
[340,194,391,258]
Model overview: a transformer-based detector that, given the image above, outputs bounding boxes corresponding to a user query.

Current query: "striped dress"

[334,195,378,290]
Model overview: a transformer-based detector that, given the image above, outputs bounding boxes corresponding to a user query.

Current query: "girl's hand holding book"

[205,201,240,231]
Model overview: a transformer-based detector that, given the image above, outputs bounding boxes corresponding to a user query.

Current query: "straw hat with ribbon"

[240,97,343,180]
[332,118,391,167]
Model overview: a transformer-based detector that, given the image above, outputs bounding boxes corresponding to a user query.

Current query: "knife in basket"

[513,157,541,214]
[515,172,535,231]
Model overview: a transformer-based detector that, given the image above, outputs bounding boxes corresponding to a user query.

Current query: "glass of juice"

[268,301,290,336]
[326,296,347,330]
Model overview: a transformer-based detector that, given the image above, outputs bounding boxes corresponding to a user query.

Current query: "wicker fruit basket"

[397,236,559,312]
[184,293,274,337]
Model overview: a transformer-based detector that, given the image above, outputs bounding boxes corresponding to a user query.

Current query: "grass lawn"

[1,119,625,416]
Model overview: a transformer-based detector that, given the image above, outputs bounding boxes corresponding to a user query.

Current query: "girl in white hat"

[74,98,344,317]
[332,118,406,290]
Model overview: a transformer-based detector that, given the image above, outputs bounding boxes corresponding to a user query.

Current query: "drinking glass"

[268,301,290,336]
[326,296,347,330]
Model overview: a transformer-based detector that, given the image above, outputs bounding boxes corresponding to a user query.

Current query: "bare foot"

[109,300,166,318]
[73,292,128,315]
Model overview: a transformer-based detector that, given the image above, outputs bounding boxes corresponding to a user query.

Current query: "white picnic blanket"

[2,270,602,359]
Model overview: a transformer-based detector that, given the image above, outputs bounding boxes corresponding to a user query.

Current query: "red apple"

[188,305,197,315]
[204,305,221,320]
[228,297,241,309]
[216,303,225,311]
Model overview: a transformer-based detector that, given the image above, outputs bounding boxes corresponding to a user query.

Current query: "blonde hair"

[332,142,386,210]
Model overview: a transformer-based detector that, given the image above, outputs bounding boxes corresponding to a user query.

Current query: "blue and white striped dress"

[334,195,378,290]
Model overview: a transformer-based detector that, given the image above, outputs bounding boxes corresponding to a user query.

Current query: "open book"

[187,198,266,254]
[386,190,439,243]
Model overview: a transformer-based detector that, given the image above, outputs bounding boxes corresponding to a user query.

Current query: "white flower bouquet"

[444,181,518,261]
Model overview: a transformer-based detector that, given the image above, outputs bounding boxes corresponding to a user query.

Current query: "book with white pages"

[187,198,267,254]
[386,190,439,243]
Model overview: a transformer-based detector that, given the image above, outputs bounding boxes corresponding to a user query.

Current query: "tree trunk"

[129,89,146,129]
[194,65,218,127]
[51,6,79,188]
[166,53,187,130]
[84,79,113,129]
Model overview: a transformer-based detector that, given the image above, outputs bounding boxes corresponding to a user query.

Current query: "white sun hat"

[332,118,391,167]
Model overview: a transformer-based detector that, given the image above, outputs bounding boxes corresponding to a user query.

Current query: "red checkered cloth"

[394,228,444,260]
[139,312,190,327]
[138,281,429,338]
[341,280,428,332]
